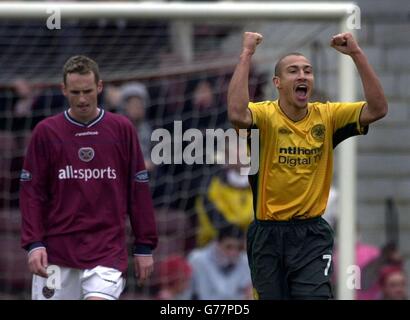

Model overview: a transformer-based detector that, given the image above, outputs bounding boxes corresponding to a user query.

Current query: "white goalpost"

[0,1,359,300]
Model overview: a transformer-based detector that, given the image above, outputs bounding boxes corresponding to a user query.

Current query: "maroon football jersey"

[20,109,158,272]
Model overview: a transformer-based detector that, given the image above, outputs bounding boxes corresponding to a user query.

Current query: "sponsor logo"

[20,169,32,181]
[278,146,324,167]
[42,286,55,299]
[279,146,323,155]
[311,124,325,142]
[58,166,117,181]
[75,131,99,137]
[78,147,95,162]
[278,127,292,135]
[134,170,149,183]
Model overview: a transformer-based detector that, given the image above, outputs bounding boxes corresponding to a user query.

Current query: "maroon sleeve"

[127,123,158,254]
[20,124,50,250]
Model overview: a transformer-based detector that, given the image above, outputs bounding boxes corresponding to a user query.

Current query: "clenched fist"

[330,32,361,56]
[242,32,263,55]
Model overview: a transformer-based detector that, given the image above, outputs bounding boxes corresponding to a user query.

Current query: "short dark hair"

[274,52,306,77]
[63,55,100,84]
[217,224,244,242]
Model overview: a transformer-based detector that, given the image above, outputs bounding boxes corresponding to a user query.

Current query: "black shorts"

[247,216,334,300]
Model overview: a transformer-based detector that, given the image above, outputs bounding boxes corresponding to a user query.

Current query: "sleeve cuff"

[26,242,46,254]
[358,102,369,135]
[133,244,152,255]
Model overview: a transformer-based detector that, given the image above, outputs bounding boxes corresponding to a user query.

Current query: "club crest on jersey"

[135,170,149,183]
[42,286,55,299]
[311,124,325,142]
[78,147,95,162]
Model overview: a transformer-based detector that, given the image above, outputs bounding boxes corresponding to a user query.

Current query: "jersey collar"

[64,108,105,128]
[276,100,310,123]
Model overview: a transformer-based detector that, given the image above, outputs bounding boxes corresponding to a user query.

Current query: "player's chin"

[76,105,91,112]
[293,96,309,109]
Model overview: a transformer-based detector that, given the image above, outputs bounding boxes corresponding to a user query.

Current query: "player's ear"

[97,80,103,94]
[61,82,67,96]
[273,76,281,89]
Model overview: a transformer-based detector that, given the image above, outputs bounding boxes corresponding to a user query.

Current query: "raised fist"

[330,32,361,56]
[242,32,263,55]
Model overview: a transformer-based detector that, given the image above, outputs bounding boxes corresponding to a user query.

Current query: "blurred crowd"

[323,187,408,300]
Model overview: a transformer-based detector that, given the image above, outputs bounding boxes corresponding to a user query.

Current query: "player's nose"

[297,70,307,80]
[78,93,87,103]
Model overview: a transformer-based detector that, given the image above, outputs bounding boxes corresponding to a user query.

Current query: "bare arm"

[331,33,388,126]
[227,32,263,129]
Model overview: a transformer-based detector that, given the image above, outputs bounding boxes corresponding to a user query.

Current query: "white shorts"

[32,265,126,300]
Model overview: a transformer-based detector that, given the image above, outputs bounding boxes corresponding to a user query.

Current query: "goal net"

[0,1,358,299]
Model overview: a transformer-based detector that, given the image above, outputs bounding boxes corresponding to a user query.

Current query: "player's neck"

[278,99,308,122]
[68,107,100,124]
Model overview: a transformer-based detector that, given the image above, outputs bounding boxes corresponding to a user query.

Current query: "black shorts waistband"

[255,216,322,226]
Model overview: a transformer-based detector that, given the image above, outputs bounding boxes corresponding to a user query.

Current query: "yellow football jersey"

[195,173,254,246]
[248,100,367,221]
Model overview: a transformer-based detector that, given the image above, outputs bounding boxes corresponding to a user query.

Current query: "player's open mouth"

[294,84,308,101]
